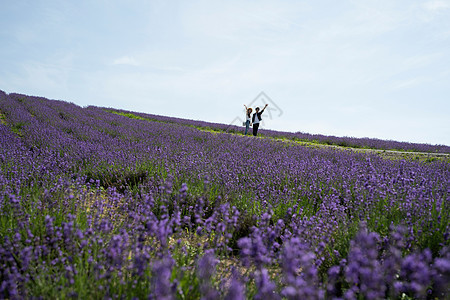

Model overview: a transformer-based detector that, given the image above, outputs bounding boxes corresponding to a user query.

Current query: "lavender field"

[0,90,449,299]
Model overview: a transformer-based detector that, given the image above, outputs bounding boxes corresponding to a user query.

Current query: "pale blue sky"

[1,0,449,145]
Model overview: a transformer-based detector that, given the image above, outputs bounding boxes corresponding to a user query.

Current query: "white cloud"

[112,56,139,66]
[10,62,69,98]
[423,0,450,12]
[180,0,305,42]
[417,0,450,22]
[390,77,430,90]
[401,53,443,69]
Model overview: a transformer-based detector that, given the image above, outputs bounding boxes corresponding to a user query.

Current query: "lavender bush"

[0,90,449,299]
[107,108,450,154]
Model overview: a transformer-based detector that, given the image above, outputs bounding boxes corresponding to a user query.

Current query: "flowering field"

[0,90,449,299]
[107,108,450,154]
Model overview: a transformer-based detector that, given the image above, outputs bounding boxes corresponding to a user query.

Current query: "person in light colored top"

[252,104,268,136]
[243,105,253,135]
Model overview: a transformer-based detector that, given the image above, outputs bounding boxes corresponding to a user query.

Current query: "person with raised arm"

[243,104,253,135]
[252,104,268,136]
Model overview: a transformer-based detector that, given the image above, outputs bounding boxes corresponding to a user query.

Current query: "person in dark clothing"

[252,104,268,136]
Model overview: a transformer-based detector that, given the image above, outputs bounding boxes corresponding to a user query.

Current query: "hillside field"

[0,90,449,299]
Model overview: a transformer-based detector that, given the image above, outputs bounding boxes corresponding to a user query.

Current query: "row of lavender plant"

[0,90,449,299]
[106,108,450,154]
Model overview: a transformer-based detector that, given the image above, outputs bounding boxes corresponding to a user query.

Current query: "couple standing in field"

[244,103,268,136]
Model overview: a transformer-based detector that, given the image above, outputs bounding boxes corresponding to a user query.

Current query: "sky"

[1,0,449,145]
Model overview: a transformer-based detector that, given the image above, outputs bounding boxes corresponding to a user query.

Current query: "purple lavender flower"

[197,251,219,300]
[281,237,324,299]
[150,255,176,300]
[344,227,385,299]
[254,268,280,300]
[224,269,246,300]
